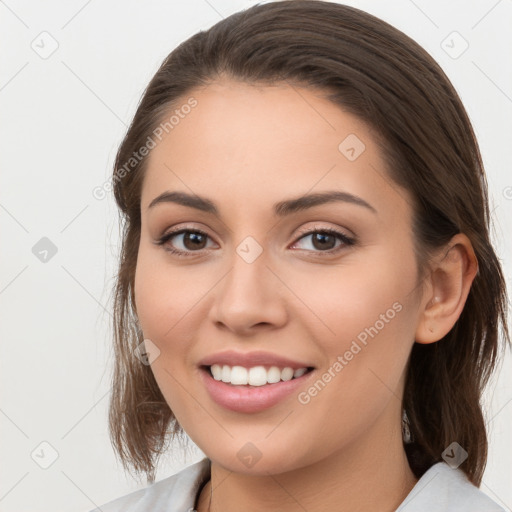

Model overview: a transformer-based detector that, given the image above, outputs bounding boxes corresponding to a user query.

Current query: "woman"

[92,1,510,511]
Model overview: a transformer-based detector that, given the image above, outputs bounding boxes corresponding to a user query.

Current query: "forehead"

[140,80,412,223]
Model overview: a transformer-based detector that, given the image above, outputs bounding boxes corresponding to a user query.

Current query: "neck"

[196,414,418,512]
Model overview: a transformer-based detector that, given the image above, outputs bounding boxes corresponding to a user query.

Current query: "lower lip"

[200,367,314,413]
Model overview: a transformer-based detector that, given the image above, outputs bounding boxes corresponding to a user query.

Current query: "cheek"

[133,246,219,412]
[291,250,418,400]
[289,252,417,345]
[133,252,200,415]
[292,265,416,450]
[134,245,205,344]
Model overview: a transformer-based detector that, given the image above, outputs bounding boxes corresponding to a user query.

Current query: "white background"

[1,1,511,511]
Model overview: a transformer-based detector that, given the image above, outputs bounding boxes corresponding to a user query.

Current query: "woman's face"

[134,79,425,474]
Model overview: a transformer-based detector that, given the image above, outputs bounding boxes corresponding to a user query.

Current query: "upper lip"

[199,350,314,370]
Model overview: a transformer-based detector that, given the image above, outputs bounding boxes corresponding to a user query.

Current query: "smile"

[208,364,310,386]
[199,364,315,413]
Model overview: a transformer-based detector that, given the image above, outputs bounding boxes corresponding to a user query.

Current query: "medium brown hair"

[108,0,510,485]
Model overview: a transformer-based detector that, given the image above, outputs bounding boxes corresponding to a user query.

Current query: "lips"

[198,350,316,413]
[198,349,313,370]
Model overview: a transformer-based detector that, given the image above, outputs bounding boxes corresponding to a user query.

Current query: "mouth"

[201,364,315,387]
[199,363,316,413]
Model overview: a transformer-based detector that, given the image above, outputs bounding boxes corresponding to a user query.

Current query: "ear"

[415,233,478,344]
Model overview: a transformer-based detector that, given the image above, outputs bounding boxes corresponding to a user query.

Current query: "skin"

[134,79,478,512]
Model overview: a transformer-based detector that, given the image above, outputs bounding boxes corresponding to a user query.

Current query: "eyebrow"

[147,190,377,216]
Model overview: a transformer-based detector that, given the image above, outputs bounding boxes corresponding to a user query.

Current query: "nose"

[208,243,288,335]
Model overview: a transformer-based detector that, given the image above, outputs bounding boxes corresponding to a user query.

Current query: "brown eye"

[292,227,355,254]
[155,228,215,256]
[181,231,208,250]
[311,232,337,250]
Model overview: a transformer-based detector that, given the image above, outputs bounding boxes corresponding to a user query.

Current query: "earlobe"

[415,234,478,344]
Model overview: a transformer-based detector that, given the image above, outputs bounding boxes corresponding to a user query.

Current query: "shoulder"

[397,461,506,512]
[88,458,211,512]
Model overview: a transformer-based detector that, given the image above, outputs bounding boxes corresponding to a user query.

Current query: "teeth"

[267,366,281,384]
[281,367,294,381]
[210,364,309,386]
[249,366,267,386]
[293,367,307,378]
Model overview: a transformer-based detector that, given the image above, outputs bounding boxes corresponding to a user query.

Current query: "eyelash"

[154,225,356,258]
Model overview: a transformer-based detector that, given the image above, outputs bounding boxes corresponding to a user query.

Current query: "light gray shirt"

[89,458,506,512]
